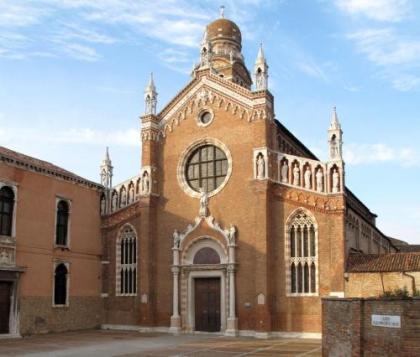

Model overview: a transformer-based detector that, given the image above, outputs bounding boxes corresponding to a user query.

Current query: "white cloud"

[60,43,101,61]
[0,0,270,66]
[0,126,140,147]
[347,28,420,66]
[345,143,420,166]
[335,0,410,22]
[345,27,420,90]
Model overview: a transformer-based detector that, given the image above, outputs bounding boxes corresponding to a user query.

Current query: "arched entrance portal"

[169,216,238,336]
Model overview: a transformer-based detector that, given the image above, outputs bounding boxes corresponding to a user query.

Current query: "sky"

[0,0,419,244]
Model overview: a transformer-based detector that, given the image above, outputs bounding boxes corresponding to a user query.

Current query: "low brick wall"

[20,296,103,335]
[322,297,420,356]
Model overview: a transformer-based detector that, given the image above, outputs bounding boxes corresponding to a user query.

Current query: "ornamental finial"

[220,5,225,18]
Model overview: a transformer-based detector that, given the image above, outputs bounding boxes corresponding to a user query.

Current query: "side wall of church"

[269,186,346,333]
[0,163,103,335]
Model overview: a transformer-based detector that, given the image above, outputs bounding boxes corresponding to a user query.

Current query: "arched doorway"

[169,216,238,336]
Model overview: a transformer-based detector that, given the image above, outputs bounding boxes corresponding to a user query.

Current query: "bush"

[381,286,410,299]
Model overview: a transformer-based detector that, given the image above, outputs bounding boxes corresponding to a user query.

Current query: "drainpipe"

[402,272,416,296]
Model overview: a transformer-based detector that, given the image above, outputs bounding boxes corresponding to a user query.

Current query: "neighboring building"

[345,252,420,297]
[0,146,103,336]
[0,13,414,338]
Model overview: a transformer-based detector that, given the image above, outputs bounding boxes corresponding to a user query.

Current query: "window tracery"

[287,210,318,295]
[116,225,137,296]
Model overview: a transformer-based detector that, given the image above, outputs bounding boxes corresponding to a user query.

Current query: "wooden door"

[0,282,11,334]
[194,278,221,332]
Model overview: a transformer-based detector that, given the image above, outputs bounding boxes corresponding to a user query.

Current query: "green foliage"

[381,286,410,299]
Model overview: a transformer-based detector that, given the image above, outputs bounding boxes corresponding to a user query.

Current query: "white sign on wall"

[371,314,401,328]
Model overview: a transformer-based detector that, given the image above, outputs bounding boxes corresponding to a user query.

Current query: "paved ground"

[0,330,322,357]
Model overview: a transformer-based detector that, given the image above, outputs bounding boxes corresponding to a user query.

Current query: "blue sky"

[0,0,419,243]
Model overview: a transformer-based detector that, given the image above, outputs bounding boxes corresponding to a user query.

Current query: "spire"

[328,106,343,161]
[199,28,212,68]
[100,146,113,189]
[254,43,268,91]
[220,5,225,18]
[144,72,158,115]
[102,146,111,165]
[330,106,341,130]
[256,43,265,64]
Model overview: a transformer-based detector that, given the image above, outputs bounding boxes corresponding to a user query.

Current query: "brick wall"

[322,297,420,356]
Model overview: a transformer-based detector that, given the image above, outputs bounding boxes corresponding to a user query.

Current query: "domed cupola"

[197,6,252,89]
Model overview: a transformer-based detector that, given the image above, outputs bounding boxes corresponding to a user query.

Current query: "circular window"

[197,109,214,127]
[185,145,228,193]
[200,111,212,124]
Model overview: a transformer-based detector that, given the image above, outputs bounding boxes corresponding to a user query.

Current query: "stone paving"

[0,330,322,357]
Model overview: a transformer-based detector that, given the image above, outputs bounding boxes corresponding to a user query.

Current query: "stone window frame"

[285,208,319,297]
[54,196,72,249]
[52,260,70,308]
[115,223,138,297]
[0,181,18,239]
[196,107,214,127]
[177,138,233,198]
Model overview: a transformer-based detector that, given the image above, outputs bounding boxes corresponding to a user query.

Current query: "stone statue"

[281,161,288,183]
[304,167,311,189]
[120,189,126,207]
[199,187,209,217]
[316,168,323,192]
[256,153,265,179]
[111,193,117,211]
[0,250,10,265]
[128,185,135,203]
[100,196,106,215]
[173,230,181,249]
[229,50,234,63]
[226,225,236,245]
[142,171,150,194]
[293,164,300,186]
[332,168,340,193]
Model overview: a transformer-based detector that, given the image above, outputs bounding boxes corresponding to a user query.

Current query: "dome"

[206,18,242,45]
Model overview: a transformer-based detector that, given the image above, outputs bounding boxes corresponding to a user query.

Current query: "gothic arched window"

[117,225,137,296]
[0,186,14,236]
[56,200,69,246]
[287,210,318,295]
[54,263,68,305]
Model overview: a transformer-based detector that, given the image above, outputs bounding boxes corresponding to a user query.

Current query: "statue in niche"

[316,168,324,192]
[173,230,181,249]
[100,196,106,215]
[332,168,340,193]
[0,250,10,265]
[229,50,234,63]
[142,171,150,194]
[199,187,209,217]
[293,164,300,186]
[120,189,126,207]
[128,185,135,203]
[256,153,265,179]
[304,167,311,189]
[111,193,117,211]
[281,161,288,183]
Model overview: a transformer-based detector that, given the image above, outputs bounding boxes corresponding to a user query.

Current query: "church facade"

[0,14,399,337]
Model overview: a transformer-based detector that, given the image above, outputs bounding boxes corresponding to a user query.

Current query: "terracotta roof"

[207,18,242,45]
[347,252,420,273]
[0,146,102,190]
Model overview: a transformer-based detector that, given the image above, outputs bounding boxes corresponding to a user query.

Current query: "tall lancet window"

[286,210,318,296]
[116,225,137,296]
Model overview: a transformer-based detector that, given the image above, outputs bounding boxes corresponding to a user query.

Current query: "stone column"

[169,248,181,333]
[225,243,238,336]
